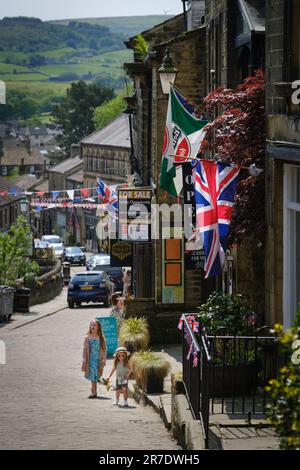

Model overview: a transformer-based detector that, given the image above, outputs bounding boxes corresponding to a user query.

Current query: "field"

[0,15,168,124]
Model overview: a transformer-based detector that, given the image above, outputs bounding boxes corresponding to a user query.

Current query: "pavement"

[0,266,180,451]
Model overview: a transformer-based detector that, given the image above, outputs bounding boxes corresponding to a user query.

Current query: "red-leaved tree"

[201,70,266,244]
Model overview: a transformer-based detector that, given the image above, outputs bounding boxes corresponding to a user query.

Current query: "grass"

[0,73,49,82]
[0,62,33,74]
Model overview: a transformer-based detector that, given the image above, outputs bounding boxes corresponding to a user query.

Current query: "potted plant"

[197,292,260,396]
[131,350,171,394]
[119,317,150,353]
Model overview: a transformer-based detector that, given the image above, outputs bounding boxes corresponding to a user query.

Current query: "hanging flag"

[67,190,75,200]
[80,188,89,198]
[52,191,60,201]
[160,86,209,197]
[96,177,118,211]
[36,191,45,197]
[194,160,240,278]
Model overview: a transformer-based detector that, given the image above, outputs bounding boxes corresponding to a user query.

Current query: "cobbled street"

[0,268,180,450]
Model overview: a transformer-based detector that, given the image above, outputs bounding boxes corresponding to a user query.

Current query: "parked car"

[53,245,64,258]
[92,266,124,293]
[63,247,86,266]
[67,272,116,309]
[89,255,111,271]
[86,254,109,271]
[41,235,63,247]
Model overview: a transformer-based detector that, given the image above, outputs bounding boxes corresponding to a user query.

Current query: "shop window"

[283,165,300,327]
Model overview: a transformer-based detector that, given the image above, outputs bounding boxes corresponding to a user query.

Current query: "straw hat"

[113,346,130,357]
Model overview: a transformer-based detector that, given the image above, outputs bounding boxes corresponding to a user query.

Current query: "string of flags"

[178,315,201,368]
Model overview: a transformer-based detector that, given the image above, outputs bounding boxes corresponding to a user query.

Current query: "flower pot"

[145,372,164,394]
[209,364,257,397]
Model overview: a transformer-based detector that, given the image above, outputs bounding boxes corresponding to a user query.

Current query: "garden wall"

[29,259,63,307]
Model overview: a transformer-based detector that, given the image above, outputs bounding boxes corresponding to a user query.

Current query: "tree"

[201,70,266,244]
[51,81,114,151]
[93,92,126,130]
[0,216,39,285]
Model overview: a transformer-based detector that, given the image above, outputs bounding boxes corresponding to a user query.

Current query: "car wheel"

[68,300,74,309]
[76,302,82,307]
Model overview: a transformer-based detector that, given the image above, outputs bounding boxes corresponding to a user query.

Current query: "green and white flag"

[160,86,209,197]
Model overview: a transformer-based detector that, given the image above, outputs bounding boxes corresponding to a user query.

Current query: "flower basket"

[131,350,171,394]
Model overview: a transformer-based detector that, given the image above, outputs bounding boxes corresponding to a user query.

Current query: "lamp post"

[20,197,33,255]
[158,47,178,95]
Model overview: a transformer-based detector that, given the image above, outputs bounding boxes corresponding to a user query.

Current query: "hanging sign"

[181,163,205,272]
[110,240,133,267]
[118,188,152,242]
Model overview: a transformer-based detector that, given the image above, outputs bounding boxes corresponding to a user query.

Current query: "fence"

[182,315,280,449]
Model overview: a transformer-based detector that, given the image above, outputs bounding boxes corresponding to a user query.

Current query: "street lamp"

[158,47,178,95]
[20,197,30,215]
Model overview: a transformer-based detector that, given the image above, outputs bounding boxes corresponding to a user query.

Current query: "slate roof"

[0,176,23,207]
[81,114,130,148]
[66,169,84,184]
[49,155,83,175]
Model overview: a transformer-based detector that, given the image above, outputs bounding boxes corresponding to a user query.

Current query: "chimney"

[71,143,80,158]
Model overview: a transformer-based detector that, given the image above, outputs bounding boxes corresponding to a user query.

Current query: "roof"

[10,174,44,191]
[33,179,49,193]
[66,169,84,184]
[238,0,265,33]
[81,114,130,148]
[15,126,49,137]
[0,176,23,207]
[49,155,83,175]
[0,144,51,166]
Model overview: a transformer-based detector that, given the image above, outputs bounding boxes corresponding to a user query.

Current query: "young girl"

[82,319,107,399]
[107,346,132,407]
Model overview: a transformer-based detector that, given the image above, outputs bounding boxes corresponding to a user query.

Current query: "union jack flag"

[194,160,240,278]
[96,177,118,211]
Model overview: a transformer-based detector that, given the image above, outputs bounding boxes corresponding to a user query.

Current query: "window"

[283,165,300,327]
[287,0,300,80]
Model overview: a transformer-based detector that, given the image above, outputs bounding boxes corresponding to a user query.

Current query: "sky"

[0,0,183,21]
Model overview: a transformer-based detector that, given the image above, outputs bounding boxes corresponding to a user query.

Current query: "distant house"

[48,154,84,245]
[0,177,22,232]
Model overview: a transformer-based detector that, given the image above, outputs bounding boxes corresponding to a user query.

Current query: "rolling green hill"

[50,15,172,38]
[0,15,171,124]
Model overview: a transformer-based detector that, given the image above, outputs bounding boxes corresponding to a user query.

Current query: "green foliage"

[197,291,259,335]
[133,34,149,62]
[0,216,39,286]
[51,81,114,151]
[93,92,126,129]
[0,17,123,54]
[265,311,300,450]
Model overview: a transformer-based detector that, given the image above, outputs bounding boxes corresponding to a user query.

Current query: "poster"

[96,317,118,358]
[118,188,152,242]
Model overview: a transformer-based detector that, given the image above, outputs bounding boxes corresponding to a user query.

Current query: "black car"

[92,264,124,293]
[67,271,115,308]
[63,247,86,266]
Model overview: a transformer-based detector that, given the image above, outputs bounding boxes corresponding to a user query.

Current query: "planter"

[119,317,150,353]
[209,363,257,397]
[131,351,171,394]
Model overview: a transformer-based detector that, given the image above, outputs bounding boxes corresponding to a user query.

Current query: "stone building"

[48,155,84,245]
[0,177,22,232]
[124,13,210,341]
[265,0,300,327]
[81,113,131,252]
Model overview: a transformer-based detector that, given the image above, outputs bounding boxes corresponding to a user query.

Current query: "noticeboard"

[96,317,118,358]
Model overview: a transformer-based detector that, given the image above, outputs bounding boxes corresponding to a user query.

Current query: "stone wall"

[29,259,63,307]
